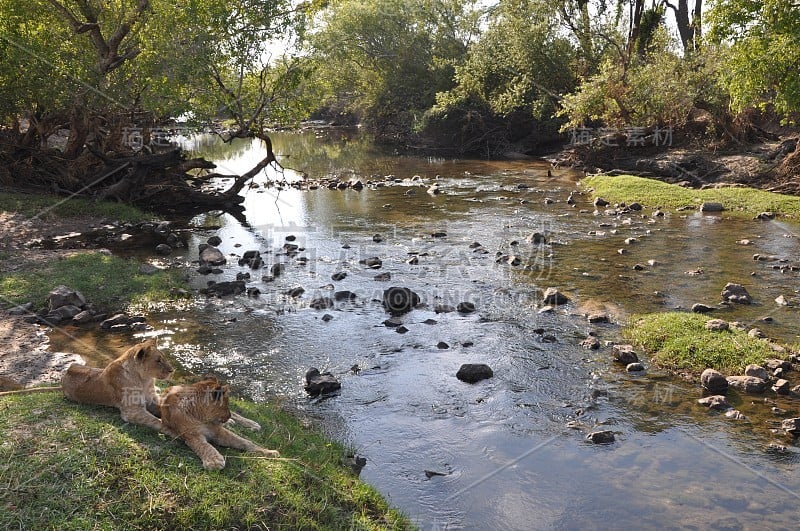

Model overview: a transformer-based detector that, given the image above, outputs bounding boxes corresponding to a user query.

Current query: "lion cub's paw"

[202,454,226,470]
[256,448,280,458]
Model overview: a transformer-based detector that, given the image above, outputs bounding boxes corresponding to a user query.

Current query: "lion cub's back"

[62,363,117,407]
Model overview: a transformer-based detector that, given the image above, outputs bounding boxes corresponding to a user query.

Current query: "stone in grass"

[586,430,615,444]
[704,318,728,331]
[456,364,493,384]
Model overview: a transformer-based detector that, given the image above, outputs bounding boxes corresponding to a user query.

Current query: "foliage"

[707,0,800,121]
[0,252,184,310]
[623,312,789,374]
[0,392,410,529]
[558,29,729,130]
[305,0,480,140]
[582,174,800,218]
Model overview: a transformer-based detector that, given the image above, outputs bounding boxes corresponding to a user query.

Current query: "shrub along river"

[54,129,800,528]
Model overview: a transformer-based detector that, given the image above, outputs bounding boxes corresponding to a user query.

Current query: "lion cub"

[159,378,280,470]
[62,339,176,436]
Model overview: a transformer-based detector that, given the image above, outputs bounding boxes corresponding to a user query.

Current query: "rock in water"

[721,283,751,304]
[456,364,493,383]
[726,375,767,394]
[611,344,639,364]
[382,287,420,315]
[542,287,570,305]
[586,430,615,444]
[199,246,226,266]
[701,368,729,394]
[304,368,341,396]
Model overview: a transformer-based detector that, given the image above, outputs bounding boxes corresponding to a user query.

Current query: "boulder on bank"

[704,319,728,331]
[304,368,341,396]
[48,285,87,312]
[744,364,768,381]
[701,368,728,394]
[726,375,767,394]
[456,364,493,383]
[611,344,639,364]
[542,287,570,306]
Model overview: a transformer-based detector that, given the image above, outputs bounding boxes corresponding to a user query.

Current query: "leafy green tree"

[708,0,800,121]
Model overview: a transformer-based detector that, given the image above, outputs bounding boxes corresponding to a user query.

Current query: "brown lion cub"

[159,378,280,470]
[62,339,176,436]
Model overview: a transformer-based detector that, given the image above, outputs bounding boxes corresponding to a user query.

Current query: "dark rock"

[199,246,226,266]
[781,418,800,436]
[527,232,547,244]
[285,235,296,242]
[704,318,728,331]
[334,290,357,302]
[202,281,246,297]
[626,362,645,372]
[47,305,82,323]
[632,264,645,271]
[693,303,717,314]
[382,287,420,315]
[698,395,730,410]
[331,272,347,281]
[593,198,609,207]
[407,256,419,265]
[48,285,86,311]
[155,243,172,256]
[700,202,725,212]
[628,202,643,211]
[246,287,260,297]
[586,430,615,444]
[374,272,391,281]
[701,368,729,394]
[372,234,383,243]
[304,368,341,396]
[744,364,768,380]
[587,313,609,323]
[773,379,791,395]
[437,341,450,349]
[8,302,33,315]
[612,344,639,364]
[109,323,131,333]
[285,286,305,298]
[383,317,403,328]
[396,325,409,334]
[726,375,767,394]
[456,364,494,383]
[457,302,476,314]
[581,337,601,350]
[72,310,94,325]
[721,283,752,304]
[755,211,775,220]
[236,272,251,281]
[197,264,214,275]
[542,287,570,305]
[207,235,222,246]
[309,297,334,310]
[360,257,383,269]
[423,318,438,325]
[431,231,447,238]
[435,304,456,314]
[765,358,791,372]
[271,263,285,277]
[100,313,130,330]
[283,243,299,253]
[322,314,334,322]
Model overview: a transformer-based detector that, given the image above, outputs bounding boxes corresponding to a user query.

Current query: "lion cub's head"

[188,378,232,424]
[128,339,174,379]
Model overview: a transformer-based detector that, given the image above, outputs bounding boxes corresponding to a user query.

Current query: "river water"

[58,130,800,529]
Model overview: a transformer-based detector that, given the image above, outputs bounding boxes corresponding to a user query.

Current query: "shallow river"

[58,130,800,529]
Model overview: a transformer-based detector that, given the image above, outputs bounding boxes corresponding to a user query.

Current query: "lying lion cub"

[62,339,177,436]
[159,378,280,470]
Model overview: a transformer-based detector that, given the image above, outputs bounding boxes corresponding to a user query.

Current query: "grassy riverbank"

[0,391,410,529]
[0,190,148,223]
[623,312,796,374]
[582,175,800,219]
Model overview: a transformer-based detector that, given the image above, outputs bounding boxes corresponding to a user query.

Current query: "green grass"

[623,312,793,374]
[0,191,151,223]
[0,392,411,529]
[582,174,800,218]
[0,252,184,311]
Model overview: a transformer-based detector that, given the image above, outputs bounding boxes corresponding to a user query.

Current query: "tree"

[708,0,800,120]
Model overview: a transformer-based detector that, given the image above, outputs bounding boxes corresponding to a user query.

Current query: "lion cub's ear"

[211,385,228,402]
[133,342,150,361]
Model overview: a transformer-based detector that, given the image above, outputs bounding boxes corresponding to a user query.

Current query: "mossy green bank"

[0,391,411,529]
[624,312,797,375]
[582,175,800,219]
